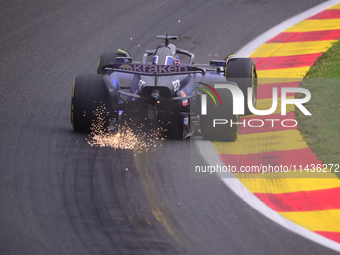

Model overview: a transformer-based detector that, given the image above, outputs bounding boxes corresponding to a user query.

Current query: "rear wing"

[101,63,204,76]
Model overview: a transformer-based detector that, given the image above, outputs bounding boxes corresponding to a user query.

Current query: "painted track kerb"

[237,0,340,57]
[195,0,340,252]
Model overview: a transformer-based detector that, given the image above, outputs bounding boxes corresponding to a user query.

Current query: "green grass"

[296,39,340,172]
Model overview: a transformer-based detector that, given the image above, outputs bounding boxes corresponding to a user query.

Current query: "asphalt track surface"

[0,1,338,254]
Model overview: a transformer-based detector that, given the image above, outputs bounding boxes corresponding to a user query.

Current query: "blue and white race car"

[71,35,257,141]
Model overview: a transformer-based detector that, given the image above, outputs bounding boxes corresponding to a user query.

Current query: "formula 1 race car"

[71,35,257,141]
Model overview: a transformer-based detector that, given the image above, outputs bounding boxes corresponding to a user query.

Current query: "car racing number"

[172,79,180,92]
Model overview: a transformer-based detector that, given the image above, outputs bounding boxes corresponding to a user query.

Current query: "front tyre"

[71,74,111,133]
[97,52,125,74]
[225,58,257,116]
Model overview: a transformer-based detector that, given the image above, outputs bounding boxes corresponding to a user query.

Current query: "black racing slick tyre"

[225,58,257,116]
[97,52,124,74]
[200,83,238,141]
[71,74,111,133]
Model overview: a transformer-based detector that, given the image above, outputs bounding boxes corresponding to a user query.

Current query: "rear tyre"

[200,83,238,141]
[225,58,257,116]
[97,52,125,74]
[71,74,111,133]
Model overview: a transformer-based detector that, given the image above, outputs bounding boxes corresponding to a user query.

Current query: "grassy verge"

[296,39,340,173]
